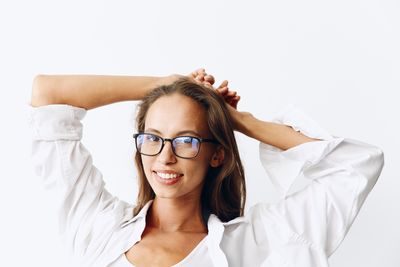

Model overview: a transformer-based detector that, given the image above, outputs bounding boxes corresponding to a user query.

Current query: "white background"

[0,0,399,266]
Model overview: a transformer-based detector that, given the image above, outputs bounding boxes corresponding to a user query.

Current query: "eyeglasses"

[133,132,219,159]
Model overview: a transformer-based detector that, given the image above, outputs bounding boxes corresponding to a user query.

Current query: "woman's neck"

[146,196,208,233]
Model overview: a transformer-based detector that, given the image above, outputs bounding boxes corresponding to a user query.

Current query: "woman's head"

[133,78,246,222]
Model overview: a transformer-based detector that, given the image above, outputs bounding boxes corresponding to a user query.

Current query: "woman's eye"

[146,135,159,142]
[183,137,193,143]
[177,137,193,144]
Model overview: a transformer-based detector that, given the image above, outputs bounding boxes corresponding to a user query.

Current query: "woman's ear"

[210,145,225,168]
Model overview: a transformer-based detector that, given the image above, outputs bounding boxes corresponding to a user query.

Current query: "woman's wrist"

[157,74,185,87]
[225,104,254,133]
[234,111,255,134]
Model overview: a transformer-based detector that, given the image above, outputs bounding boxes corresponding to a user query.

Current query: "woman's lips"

[153,171,183,185]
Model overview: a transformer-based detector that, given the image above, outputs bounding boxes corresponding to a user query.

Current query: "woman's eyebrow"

[145,128,201,137]
[176,130,201,137]
[144,128,164,134]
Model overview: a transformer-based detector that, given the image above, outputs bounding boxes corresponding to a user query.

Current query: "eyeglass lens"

[136,133,200,158]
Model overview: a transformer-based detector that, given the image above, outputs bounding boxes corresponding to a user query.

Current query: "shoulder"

[221,202,286,234]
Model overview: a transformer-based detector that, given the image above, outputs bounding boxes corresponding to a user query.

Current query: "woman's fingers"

[217,86,237,97]
[192,68,205,76]
[204,74,215,85]
[229,96,240,109]
[226,90,237,97]
[216,80,228,90]
[203,81,213,89]
[231,95,240,109]
[196,73,205,81]
[217,86,240,109]
[217,86,228,95]
[190,68,206,81]
[225,94,240,103]
[190,69,218,89]
[189,70,240,109]
[190,69,217,89]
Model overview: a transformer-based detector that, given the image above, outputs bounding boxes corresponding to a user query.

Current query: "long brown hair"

[133,78,246,222]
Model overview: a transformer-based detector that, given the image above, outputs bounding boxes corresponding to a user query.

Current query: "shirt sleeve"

[258,104,384,256]
[29,104,133,262]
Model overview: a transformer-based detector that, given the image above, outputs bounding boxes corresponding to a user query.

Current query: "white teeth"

[156,172,180,179]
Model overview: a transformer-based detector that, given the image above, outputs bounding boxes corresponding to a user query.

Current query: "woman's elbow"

[31,75,53,107]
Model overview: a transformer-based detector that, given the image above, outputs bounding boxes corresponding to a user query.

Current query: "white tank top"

[109,236,212,267]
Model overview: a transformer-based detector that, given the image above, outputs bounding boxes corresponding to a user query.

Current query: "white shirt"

[29,104,384,267]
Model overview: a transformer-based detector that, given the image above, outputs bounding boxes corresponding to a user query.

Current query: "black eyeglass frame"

[133,132,219,159]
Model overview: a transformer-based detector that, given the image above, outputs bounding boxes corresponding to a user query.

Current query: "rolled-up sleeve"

[29,104,131,263]
[259,104,384,256]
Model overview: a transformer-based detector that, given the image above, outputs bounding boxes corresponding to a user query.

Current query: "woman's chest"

[124,228,207,267]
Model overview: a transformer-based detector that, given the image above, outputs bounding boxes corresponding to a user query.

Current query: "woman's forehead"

[144,94,210,136]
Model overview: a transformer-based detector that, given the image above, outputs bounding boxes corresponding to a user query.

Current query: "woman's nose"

[156,141,177,164]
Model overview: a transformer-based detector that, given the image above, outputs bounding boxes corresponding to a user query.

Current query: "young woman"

[30,69,384,267]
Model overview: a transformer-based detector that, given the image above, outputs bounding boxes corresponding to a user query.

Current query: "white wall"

[0,0,398,266]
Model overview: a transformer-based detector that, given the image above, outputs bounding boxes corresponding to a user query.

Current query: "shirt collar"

[122,199,246,228]
[121,199,154,228]
[120,199,246,267]
[206,214,247,267]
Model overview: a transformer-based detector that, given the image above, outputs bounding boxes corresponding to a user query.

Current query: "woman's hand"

[163,69,215,89]
[189,68,249,132]
[214,80,240,110]
[189,68,241,110]
[188,69,321,148]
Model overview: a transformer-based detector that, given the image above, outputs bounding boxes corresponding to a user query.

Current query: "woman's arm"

[190,71,319,151]
[200,73,384,260]
[230,105,320,151]
[30,74,180,109]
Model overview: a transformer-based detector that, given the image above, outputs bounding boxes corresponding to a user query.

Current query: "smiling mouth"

[154,171,183,179]
[153,171,183,185]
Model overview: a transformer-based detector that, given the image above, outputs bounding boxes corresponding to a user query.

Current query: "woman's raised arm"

[30,74,180,109]
[208,81,320,151]
[190,71,319,151]
[230,105,320,151]
[217,78,384,261]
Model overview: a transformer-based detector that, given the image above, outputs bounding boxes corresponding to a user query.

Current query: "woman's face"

[141,93,221,200]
